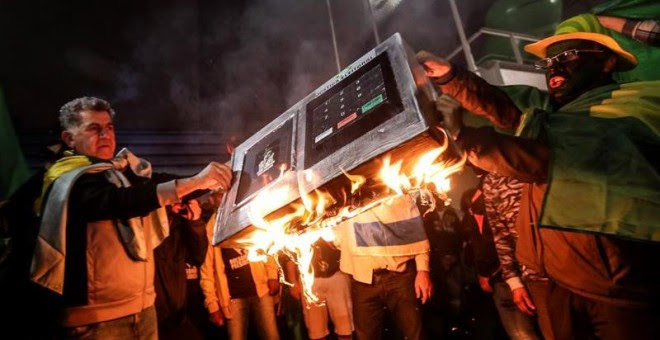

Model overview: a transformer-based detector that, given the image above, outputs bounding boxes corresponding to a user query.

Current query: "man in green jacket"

[418,14,659,339]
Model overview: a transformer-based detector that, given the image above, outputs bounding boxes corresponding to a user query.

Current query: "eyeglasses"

[533,49,604,69]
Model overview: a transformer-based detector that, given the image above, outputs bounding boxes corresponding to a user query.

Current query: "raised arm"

[417,51,522,130]
[70,161,232,222]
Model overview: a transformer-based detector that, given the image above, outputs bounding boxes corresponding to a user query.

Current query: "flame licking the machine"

[246,130,466,303]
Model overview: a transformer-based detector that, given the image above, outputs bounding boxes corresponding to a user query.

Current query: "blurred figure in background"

[200,212,281,340]
[285,238,354,340]
[154,196,208,340]
[461,180,541,340]
[277,254,308,340]
[0,138,65,338]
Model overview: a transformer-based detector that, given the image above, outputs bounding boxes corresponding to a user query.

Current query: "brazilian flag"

[0,87,30,200]
[510,81,660,242]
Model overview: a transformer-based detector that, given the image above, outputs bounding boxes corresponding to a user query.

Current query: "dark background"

[1,0,605,163]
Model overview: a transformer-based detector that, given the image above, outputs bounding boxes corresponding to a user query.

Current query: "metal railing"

[324,0,542,73]
[446,27,540,68]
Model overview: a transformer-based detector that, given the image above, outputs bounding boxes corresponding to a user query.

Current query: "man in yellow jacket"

[200,215,280,340]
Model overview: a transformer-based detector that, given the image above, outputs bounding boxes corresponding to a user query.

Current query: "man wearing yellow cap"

[525,13,638,105]
[418,13,659,339]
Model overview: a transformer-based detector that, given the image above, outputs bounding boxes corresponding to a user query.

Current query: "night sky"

[1,0,603,141]
[0,0,483,138]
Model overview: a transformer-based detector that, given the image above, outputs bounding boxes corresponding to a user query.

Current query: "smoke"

[196,0,337,140]
[115,64,142,103]
[196,0,289,139]
[111,4,201,129]
[375,0,492,58]
[285,39,334,107]
[106,0,492,138]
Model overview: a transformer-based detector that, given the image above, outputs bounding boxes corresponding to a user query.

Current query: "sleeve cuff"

[414,253,430,272]
[506,276,524,291]
[434,63,457,85]
[156,180,180,206]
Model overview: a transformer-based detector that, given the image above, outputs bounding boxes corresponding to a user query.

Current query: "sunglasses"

[534,49,605,69]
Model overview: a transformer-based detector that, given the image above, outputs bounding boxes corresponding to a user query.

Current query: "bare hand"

[416,50,452,78]
[171,199,202,221]
[415,270,433,304]
[267,279,280,296]
[289,282,302,301]
[209,311,225,327]
[194,162,232,192]
[512,287,537,315]
[478,275,493,293]
[435,94,463,139]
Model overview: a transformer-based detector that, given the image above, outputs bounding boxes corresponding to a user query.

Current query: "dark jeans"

[158,280,209,340]
[351,265,424,340]
[63,305,157,339]
[492,281,540,340]
[526,279,659,340]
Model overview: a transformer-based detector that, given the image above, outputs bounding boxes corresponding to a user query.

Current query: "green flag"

[591,0,660,19]
[0,87,30,200]
[514,81,660,242]
[592,0,660,83]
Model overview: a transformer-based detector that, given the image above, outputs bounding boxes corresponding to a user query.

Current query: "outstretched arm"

[417,51,522,131]
[71,161,232,222]
[597,15,660,47]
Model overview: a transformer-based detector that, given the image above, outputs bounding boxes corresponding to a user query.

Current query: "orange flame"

[341,168,366,194]
[246,130,465,303]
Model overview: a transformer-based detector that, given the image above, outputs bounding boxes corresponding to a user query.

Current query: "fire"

[246,130,466,303]
[246,188,338,302]
[341,168,366,194]
[379,156,410,196]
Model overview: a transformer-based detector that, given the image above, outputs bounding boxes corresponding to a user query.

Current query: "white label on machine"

[314,127,334,144]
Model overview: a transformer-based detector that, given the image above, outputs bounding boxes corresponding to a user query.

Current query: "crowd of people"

[1,11,659,340]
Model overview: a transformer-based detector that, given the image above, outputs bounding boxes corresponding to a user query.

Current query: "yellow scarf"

[34,151,92,214]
